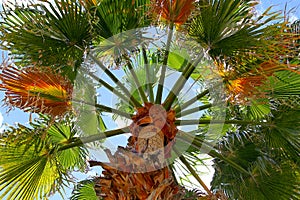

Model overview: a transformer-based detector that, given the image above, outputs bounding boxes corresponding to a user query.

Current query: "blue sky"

[0,0,299,199]
[256,0,299,21]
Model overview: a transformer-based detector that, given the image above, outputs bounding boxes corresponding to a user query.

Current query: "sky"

[256,0,300,21]
[0,0,299,199]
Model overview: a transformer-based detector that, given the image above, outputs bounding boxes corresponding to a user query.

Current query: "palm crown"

[0,0,299,199]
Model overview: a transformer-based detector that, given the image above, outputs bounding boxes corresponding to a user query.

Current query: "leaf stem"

[84,69,134,108]
[177,130,214,150]
[142,46,155,102]
[173,147,213,195]
[175,119,268,126]
[88,53,142,107]
[174,89,209,113]
[164,54,204,110]
[72,99,132,119]
[123,54,148,103]
[58,127,130,151]
[176,134,250,175]
[155,23,174,104]
[176,103,212,118]
[208,150,250,175]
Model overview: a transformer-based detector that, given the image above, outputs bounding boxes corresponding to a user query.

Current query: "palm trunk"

[91,103,183,199]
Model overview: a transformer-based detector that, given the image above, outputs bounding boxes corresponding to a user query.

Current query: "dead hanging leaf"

[92,147,181,199]
[137,116,153,126]
[130,103,178,143]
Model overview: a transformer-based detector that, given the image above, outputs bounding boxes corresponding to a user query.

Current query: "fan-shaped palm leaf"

[0,65,73,116]
[0,0,92,78]
[189,0,269,57]
[0,117,87,199]
[211,131,300,200]
[265,70,300,97]
[212,160,300,200]
[70,180,98,200]
[263,102,300,160]
[89,0,151,39]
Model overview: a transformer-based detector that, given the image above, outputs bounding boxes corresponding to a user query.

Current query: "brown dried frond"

[151,0,195,25]
[0,65,73,116]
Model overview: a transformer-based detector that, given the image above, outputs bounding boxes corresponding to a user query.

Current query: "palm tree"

[0,0,299,199]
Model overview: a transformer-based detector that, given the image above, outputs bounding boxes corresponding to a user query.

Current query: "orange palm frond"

[0,66,73,116]
[257,60,300,75]
[151,0,195,25]
[226,75,266,104]
[227,60,299,104]
[217,54,299,104]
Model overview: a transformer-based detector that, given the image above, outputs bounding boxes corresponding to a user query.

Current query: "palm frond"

[0,124,61,199]
[0,117,87,199]
[265,70,300,97]
[244,102,271,120]
[212,160,300,200]
[0,65,73,117]
[189,0,274,58]
[91,0,150,39]
[0,0,92,76]
[47,122,88,171]
[263,102,300,161]
[225,102,271,122]
[72,72,109,136]
[211,131,300,200]
[70,180,98,200]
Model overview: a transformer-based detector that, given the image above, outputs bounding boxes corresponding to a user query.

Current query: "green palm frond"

[263,102,300,160]
[70,180,98,200]
[0,117,87,199]
[0,124,61,199]
[72,73,108,136]
[225,102,271,122]
[212,160,300,200]
[0,147,60,199]
[188,0,277,58]
[0,0,92,78]
[90,0,150,39]
[211,131,300,200]
[48,123,88,170]
[244,103,271,120]
[90,0,151,67]
[266,70,300,97]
